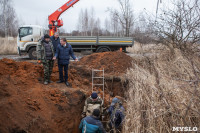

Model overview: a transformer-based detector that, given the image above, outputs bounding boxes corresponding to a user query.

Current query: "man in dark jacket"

[106,97,125,132]
[37,34,55,85]
[50,32,60,52]
[79,109,105,133]
[53,38,78,86]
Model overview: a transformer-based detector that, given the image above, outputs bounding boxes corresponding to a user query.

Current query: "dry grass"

[127,41,167,54]
[124,44,200,132]
[0,37,18,55]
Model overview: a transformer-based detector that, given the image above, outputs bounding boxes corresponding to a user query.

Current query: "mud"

[77,51,132,75]
[0,51,132,133]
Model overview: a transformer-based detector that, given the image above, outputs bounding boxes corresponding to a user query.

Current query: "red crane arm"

[48,0,80,36]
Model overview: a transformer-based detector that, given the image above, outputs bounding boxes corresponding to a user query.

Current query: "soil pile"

[77,51,132,75]
[0,51,130,133]
[0,59,86,133]
[0,58,42,82]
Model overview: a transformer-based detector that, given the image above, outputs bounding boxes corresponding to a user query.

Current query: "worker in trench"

[105,97,125,133]
[79,109,106,133]
[37,34,55,85]
[53,38,78,86]
[82,92,104,118]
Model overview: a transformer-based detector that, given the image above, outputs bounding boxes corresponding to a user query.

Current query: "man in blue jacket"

[106,97,125,132]
[79,109,105,133]
[50,32,60,53]
[53,38,78,86]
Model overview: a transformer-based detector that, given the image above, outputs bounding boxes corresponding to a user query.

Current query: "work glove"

[81,112,86,118]
[37,60,41,64]
[102,115,105,120]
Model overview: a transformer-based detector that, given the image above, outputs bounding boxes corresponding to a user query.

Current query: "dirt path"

[0,52,85,62]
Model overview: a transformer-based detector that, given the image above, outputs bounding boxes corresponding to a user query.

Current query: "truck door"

[18,27,33,49]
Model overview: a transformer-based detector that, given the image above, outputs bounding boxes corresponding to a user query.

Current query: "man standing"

[82,92,104,118]
[106,97,125,132]
[79,109,106,133]
[37,34,54,85]
[53,38,78,86]
[50,32,60,52]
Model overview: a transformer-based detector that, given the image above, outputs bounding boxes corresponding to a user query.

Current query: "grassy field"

[123,43,200,132]
[0,38,18,55]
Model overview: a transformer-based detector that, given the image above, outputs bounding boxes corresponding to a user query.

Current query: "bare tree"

[93,18,102,36]
[110,12,120,36]
[83,9,89,36]
[59,27,66,36]
[104,18,111,36]
[132,12,157,44]
[77,9,84,36]
[89,7,95,36]
[108,0,134,37]
[77,9,89,36]
[155,0,200,50]
[0,0,19,37]
[77,8,103,36]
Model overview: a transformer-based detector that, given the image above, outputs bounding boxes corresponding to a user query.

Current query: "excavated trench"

[0,51,132,133]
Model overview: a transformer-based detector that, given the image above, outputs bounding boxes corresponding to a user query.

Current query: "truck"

[17,0,134,59]
[17,25,134,59]
[17,25,46,59]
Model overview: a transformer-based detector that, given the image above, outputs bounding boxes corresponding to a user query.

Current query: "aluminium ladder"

[92,68,105,101]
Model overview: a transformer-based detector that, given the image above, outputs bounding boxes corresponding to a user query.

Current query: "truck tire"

[96,46,111,52]
[28,47,37,60]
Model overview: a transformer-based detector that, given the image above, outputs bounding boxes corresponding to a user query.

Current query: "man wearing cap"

[50,32,60,53]
[37,34,55,85]
[106,97,125,131]
[82,92,104,117]
[79,109,106,133]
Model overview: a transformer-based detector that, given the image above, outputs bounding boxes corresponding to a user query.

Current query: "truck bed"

[61,36,134,51]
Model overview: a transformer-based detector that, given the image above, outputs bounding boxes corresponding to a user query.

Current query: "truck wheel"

[96,46,111,52]
[28,47,37,60]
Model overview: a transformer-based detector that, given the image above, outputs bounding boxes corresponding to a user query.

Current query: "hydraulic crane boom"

[48,0,80,36]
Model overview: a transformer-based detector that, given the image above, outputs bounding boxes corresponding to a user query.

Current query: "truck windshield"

[19,27,33,37]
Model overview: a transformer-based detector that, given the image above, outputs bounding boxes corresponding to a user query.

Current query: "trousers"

[58,64,69,82]
[43,60,54,82]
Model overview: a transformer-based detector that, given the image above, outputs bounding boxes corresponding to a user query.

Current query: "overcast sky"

[13,0,159,32]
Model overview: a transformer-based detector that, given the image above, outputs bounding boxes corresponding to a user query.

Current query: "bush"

[0,37,17,55]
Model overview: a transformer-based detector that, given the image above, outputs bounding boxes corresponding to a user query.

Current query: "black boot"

[65,81,70,86]
[57,80,64,83]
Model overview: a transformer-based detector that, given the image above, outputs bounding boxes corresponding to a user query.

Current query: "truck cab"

[17,25,134,60]
[17,25,46,59]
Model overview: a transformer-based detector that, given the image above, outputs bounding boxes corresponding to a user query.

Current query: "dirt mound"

[0,58,43,86]
[0,51,130,132]
[0,59,87,133]
[77,51,132,75]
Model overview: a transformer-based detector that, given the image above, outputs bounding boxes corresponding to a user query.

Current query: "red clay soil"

[77,51,133,75]
[0,59,88,133]
[0,51,132,133]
